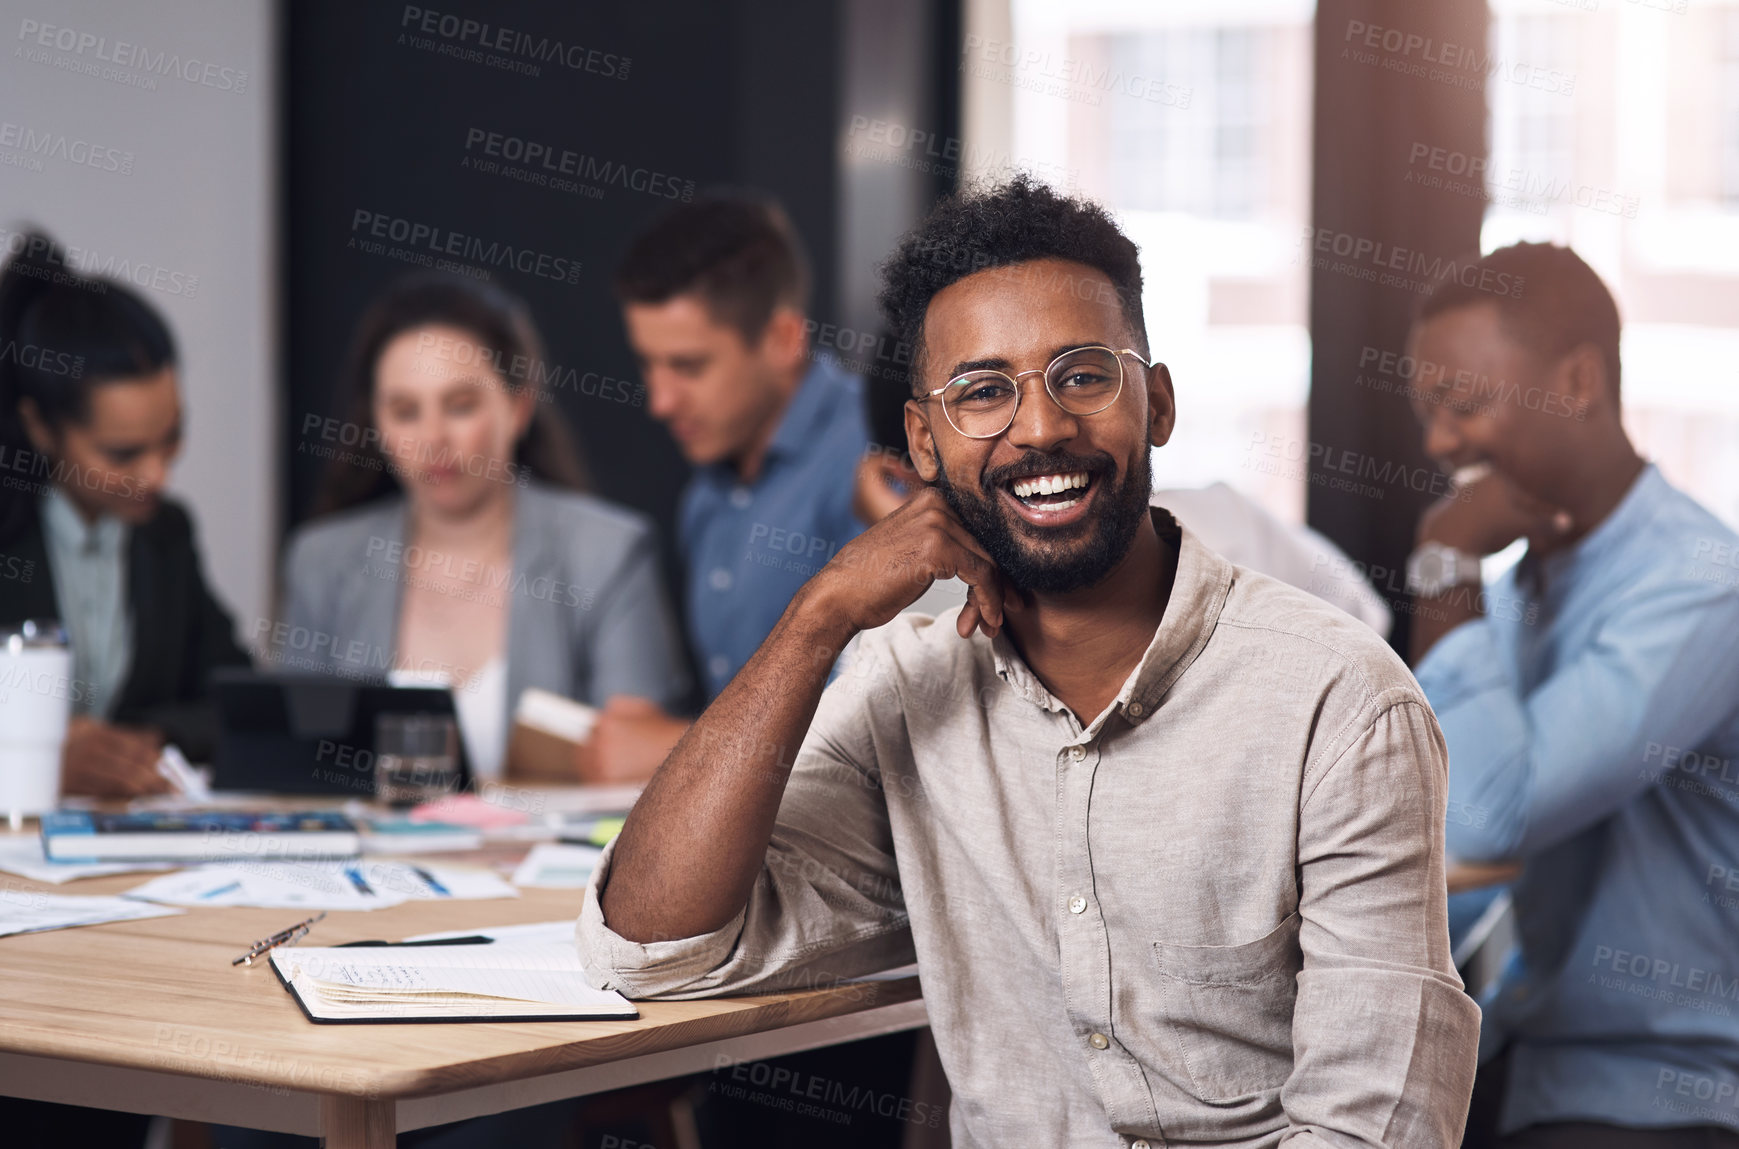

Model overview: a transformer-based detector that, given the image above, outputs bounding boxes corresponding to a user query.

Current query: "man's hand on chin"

[805,485,1021,642]
[1419,467,1573,558]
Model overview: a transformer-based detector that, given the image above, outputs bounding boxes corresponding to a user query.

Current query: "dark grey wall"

[282,0,845,542]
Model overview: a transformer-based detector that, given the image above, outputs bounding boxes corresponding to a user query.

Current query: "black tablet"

[209,669,474,796]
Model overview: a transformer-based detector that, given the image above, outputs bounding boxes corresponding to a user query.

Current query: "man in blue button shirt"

[586,196,868,776]
[1403,242,1739,1149]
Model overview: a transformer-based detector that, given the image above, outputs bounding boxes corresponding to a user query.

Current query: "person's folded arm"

[1282,696,1481,1148]
[576,669,914,999]
[1416,578,1739,863]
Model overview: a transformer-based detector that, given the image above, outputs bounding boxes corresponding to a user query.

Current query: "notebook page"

[274,944,632,1015]
[308,967,607,1007]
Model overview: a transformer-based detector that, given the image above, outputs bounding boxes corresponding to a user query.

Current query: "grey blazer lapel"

[505,484,564,713]
[339,499,406,677]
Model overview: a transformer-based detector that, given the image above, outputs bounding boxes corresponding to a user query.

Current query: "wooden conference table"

[0,792,1513,1149]
[0,824,926,1148]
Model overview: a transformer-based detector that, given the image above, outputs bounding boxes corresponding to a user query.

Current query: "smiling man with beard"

[578,176,1480,1148]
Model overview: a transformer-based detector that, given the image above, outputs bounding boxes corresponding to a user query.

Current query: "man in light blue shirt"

[1403,242,1739,1148]
[672,350,864,697]
[581,198,867,783]
[613,195,867,702]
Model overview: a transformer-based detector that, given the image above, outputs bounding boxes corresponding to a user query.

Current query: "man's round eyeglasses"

[923,345,1152,439]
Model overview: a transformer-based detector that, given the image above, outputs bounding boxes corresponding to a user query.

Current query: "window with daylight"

[1105,27,1265,220]
[1484,0,1739,534]
[965,0,1317,524]
[1723,11,1739,208]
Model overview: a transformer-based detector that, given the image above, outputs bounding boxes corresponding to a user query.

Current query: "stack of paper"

[0,892,182,938]
[511,843,603,888]
[125,860,517,910]
[271,942,637,1022]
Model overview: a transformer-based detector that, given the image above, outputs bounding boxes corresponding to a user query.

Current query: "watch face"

[1408,543,1469,597]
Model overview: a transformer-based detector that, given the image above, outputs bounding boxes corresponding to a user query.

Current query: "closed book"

[40,810,361,863]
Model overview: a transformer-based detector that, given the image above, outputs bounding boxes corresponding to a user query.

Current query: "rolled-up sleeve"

[1282,698,1481,1148]
[577,675,915,999]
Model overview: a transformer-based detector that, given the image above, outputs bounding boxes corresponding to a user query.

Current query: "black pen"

[337,935,493,948]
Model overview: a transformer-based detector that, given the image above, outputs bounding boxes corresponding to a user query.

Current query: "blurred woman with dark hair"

[281,274,688,782]
[0,230,249,798]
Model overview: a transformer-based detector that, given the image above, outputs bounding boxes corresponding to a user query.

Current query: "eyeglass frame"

[920,344,1155,440]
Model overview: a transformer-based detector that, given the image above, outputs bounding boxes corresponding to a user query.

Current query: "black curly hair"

[876,175,1147,393]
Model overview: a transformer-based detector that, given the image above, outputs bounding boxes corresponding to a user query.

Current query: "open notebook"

[270,943,639,1024]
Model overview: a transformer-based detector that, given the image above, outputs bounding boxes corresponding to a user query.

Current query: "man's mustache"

[977,451,1116,495]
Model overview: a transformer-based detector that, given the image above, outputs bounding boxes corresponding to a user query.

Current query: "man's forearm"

[600,591,857,943]
[1407,586,1482,664]
[1407,523,1487,664]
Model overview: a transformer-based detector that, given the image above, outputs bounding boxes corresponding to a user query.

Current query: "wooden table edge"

[385,974,925,1100]
[0,975,924,1100]
[0,990,933,1145]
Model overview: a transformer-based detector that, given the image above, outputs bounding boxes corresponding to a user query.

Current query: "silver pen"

[231,911,326,966]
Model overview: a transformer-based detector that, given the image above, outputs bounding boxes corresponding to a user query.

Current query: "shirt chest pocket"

[1151,912,1301,1102]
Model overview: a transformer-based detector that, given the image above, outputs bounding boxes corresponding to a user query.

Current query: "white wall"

[0,0,277,639]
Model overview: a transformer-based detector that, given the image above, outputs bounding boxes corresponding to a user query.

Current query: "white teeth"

[1011,472,1089,498]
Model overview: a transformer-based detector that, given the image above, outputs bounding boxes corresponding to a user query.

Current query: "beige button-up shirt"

[579,514,1480,1147]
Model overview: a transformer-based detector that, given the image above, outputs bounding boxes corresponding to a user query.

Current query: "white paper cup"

[0,623,72,825]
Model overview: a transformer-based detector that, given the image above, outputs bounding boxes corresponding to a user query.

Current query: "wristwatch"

[1406,541,1482,598]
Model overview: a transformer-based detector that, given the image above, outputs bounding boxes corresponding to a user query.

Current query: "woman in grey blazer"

[278,275,688,782]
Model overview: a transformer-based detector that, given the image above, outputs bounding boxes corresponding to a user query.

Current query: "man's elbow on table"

[574,840,752,999]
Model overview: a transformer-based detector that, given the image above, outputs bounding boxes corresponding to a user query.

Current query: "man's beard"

[935,446,1153,595]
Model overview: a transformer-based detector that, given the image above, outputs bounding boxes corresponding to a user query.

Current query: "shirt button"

[1070,745,1086,762]
[1088,1032,1109,1050]
[708,655,730,680]
[729,487,752,509]
[709,567,733,591]
[1068,895,1087,914]
[1127,701,1144,718]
